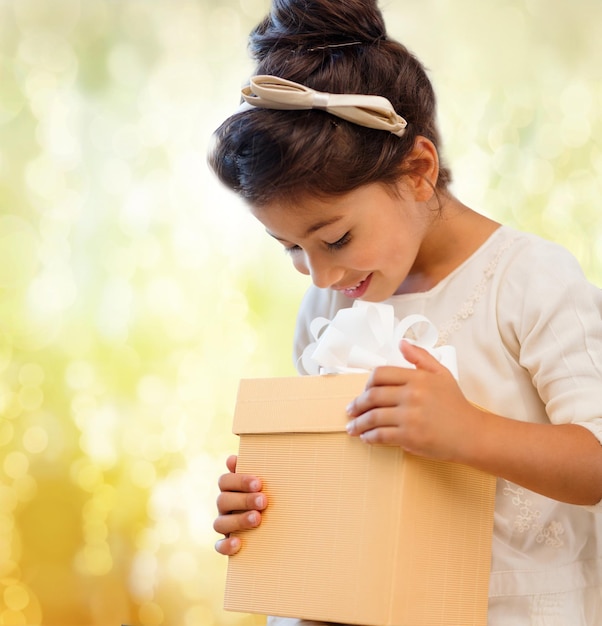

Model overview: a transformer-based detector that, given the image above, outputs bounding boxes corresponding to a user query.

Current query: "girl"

[209,1,602,624]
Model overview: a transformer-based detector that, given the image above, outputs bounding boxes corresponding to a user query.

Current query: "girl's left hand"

[345,340,483,462]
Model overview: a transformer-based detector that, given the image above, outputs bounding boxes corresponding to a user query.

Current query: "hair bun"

[250,0,387,59]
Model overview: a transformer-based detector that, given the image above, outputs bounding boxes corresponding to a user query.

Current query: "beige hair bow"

[239,75,408,137]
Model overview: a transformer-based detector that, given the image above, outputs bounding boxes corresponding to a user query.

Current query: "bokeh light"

[0,1,600,625]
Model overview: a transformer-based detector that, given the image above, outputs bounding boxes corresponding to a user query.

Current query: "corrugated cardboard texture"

[225,375,496,626]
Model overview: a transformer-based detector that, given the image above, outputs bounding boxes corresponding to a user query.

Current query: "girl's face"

[251,182,435,302]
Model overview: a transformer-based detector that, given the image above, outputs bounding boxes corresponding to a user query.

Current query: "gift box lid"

[232,373,368,434]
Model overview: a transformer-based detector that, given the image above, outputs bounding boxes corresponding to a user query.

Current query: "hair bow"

[239,75,408,137]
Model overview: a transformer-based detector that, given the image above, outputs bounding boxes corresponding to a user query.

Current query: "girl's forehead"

[253,192,347,220]
[256,183,392,217]
[251,199,348,236]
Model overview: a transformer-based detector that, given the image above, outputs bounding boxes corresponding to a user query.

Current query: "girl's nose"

[305,253,344,289]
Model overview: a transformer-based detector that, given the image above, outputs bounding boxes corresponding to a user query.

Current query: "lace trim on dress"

[437,232,520,346]
[503,481,565,548]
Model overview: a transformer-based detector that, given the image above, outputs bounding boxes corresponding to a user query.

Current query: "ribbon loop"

[299,301,458,379]
[240,75,408,137]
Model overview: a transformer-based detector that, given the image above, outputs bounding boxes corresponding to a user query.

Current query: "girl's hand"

[345,340,483,462]
[214,454,267,555]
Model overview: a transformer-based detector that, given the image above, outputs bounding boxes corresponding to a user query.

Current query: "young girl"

[209,1,602,624]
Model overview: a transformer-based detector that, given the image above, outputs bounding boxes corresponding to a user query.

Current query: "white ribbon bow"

[239,75,408,137]
[300,301,458,379]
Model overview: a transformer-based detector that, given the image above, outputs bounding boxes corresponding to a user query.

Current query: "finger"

[218,471,262,494]
[216,490,267,515]
[357,425,403,446]
[213,510,263,536]
[226,454,238,473]
[346,406,400,437]
[399,340,444,374]
[367,364,412,386]
[215,535,242,556]
[346,382,404,418]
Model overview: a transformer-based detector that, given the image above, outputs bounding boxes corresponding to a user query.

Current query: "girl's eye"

[284,244,302,255]
[326,232,351,251]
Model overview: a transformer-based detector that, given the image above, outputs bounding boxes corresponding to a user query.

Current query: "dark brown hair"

[208,0,451,206]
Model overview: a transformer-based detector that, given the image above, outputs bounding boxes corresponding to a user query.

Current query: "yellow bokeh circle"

[0,579,42,625]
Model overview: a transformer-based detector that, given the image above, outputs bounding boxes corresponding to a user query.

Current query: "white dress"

[274,226,602,626]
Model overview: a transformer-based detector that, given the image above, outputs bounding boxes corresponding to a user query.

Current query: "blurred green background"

[0,0,600,624]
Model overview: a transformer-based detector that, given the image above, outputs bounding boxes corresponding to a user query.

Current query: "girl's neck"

[394,195,501,295]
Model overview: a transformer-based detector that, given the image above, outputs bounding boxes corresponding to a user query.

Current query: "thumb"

[399,339,444,374]
[226,454,238,473]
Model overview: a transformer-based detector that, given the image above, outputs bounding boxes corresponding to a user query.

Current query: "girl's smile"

[336,273,373,299]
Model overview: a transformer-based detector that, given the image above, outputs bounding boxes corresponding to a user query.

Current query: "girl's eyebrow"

[266,230,288,243]
[303,215,345,236]
[266,215,345,241]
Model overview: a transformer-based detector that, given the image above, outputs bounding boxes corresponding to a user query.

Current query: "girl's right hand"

[214,454,267,555]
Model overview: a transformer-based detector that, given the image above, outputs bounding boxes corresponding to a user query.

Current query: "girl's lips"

[340,274,372,298]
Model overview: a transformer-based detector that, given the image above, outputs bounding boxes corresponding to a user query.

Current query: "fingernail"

[254,494,265,508]
[249,479,260,491]
[346,421,354,435]
[248,512,258,526]
[230,536,241,550]
[346,402,353,414]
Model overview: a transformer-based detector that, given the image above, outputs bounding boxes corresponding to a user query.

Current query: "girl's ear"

[402,136,440,202]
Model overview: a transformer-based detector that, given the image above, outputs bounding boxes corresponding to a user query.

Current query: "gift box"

[224,372,496,626]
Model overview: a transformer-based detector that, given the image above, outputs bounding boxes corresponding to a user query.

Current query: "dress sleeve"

[497,239,602,508]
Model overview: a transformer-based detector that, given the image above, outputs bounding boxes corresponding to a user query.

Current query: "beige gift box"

[224,373,496,626]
